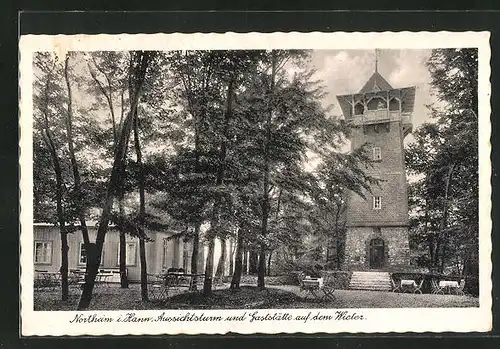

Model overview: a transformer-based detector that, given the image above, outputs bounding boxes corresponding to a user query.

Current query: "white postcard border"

[19,31,492,336]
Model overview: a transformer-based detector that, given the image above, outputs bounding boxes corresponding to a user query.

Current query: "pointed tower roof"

[358,71,393,93]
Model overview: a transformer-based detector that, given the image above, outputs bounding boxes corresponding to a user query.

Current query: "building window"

[162,238,169,268]
[373,196,382,210]
[80,243,103,266]
[373,146,382,161]
[79,243,87,265]
[182,242,189,271]
[117,242,137,266]
[34,241,52,264]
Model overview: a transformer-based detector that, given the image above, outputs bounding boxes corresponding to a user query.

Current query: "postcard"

[19,31,491,335]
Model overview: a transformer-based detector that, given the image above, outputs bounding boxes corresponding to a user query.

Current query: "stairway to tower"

[348,271,392,292]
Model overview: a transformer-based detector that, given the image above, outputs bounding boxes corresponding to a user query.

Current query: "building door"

[369,238,385,269]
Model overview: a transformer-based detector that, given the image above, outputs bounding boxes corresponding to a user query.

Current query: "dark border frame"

[2,7,499,348]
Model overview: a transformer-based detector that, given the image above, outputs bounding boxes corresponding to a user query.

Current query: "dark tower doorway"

[369,238,385,269]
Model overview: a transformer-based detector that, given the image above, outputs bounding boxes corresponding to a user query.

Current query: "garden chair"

[453,279,466,296]
[431,279,445,294]
[413,279,424,294]
[68,271,83,290]
[96,272,113,289]
[188,274,205,292]
[147,273,168,301]
[321,273,336,301]
[390,277,401,293]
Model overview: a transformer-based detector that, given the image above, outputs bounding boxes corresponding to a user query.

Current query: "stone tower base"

[343,226,410,271]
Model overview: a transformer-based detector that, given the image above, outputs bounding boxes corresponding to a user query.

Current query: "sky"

[65,49,435,136]
[309,49,434,133]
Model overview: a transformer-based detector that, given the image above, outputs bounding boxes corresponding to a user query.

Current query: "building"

[336,64,415,271]
[33,223,202,282]
[33,223,251,282]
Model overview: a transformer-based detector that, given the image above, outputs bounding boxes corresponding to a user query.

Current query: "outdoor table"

[400,279,417,293]
[300,277,335,301]
[187,273,205,291]
[166,272,188,287]
[34,270,48,290]
[439,280,459,294]
[96,273,113,288]
[44,272,61,291]
[166,273,203,289]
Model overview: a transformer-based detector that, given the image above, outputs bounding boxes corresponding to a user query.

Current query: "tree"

[132,103,149,301]
[64,53,92,261]
[77,51,155,310]
[407,48,478,294]
[33,53,70,300]
[86,51,132,288]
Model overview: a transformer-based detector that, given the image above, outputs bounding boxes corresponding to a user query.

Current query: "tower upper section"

[336,71,415,138]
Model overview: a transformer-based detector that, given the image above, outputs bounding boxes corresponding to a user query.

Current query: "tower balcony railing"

[352,109,412,125]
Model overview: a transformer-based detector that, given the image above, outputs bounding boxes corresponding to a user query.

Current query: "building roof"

[358,71,393,93]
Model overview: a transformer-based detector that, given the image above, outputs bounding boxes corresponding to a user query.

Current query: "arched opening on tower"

[354,102,364,115]
[389,97,400,111]
[367,97,387,111]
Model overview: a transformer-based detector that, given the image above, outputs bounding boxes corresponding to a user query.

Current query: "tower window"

[373,196,382,210]
[373,147,382,161]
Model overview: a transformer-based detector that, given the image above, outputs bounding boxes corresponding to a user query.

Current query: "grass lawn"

[34,283,479,311]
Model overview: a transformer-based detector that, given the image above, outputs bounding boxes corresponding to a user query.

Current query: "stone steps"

[349,271,392,292]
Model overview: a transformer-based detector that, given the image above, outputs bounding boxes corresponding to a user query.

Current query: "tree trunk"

[64,54,90,246]
[228,238,234,275]
[242,248,248,275]
[43,128,68,301]
[334,203,345,269]
[59,218,69,301]
[202,77,234,295]
[78,51,153,310]
[51,147,68,300]
[267,250,273,276]
[40,65,69,301]
[118,196,129,288]
[133,106,148,301]
[190,222,201,290]
[230,229,243,290]
[138,237,148,300]
[90,52,128,287]
[215,237,227,283]
[258,51,277,290]
[249,251,258,274]
[439,239,447,274]
[203,237,215,296]
[436,163,456,273]
[463,243,479,296]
